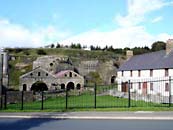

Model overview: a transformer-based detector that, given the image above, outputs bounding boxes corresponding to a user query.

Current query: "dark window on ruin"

[38,72,41,76]
[75,74,77,77]
[46,73,48,76]
[76,84,81,90]
[69,72,72,77]
[30,73,33,76]
[23,84,27,91]
[65,74,67,77]
[50,63,53,67]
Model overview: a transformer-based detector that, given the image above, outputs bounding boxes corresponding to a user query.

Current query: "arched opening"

[23,84,27,91]
[61,83,65,90]
[31,81,48,92]
[66,82,75,90]
[111,76,116,84]
[76,84,81,90]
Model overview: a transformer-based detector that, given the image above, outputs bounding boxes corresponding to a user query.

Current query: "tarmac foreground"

[0,111,173,120]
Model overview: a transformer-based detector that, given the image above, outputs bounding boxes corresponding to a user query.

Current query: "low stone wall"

[6,91,34,104]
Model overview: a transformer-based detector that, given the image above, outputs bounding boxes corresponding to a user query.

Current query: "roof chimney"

[166,39,173,55]
[126,50,133,60]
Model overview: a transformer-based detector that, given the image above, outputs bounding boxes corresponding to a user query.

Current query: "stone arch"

[111,76,116,84]
[66,82,75,90]
[61,83,65,90]
[76,83,81,90]
[31,81,48,91]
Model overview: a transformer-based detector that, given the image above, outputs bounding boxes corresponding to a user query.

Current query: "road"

[0,118,173,130]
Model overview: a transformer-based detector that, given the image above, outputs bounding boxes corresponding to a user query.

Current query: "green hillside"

[6,48,124,90]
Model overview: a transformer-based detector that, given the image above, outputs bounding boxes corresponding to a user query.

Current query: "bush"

[36,49,47,55]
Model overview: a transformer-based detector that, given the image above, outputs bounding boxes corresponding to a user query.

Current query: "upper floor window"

[165,69,169,77]
[138,70,141,77]
[122,71,124,77]
[130,70,133,77]
[150,69,153,77]
[121,71,124,77]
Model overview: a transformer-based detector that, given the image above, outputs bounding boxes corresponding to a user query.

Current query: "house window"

[138,82,141,89]
[65,74,67,77]
[165,83,169,92]
[138,70,141,77]
[122,71,124,77]
[150,69,153,77]
[150,83,153,91]
[130,83,133,89]
[130,70,133,77]
[165,69,169,77]
[46,73,48,76]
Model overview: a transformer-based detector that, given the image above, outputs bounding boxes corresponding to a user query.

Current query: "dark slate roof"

[118,50,173,71]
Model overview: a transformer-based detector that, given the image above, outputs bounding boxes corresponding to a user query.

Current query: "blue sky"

[0,0,173,48]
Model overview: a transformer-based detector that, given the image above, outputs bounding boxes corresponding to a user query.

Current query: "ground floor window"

[165,83,169,92]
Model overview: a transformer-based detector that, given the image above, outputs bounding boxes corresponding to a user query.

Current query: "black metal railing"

[0,78,173,111]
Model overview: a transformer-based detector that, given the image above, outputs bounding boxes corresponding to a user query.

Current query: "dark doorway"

[67,82,75,90]
[31,81,48,91]
[111,76,116,84]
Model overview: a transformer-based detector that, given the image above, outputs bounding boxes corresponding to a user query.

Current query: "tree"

[56,43,61,48]
[151,41,166,52]
[51,44,55,48]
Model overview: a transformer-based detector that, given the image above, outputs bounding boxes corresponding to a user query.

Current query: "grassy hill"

[6,48,124,90]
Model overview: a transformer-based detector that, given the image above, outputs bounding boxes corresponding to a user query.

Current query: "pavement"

[0,111,173,120]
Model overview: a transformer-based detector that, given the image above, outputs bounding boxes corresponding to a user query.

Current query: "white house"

[117,39,173,96]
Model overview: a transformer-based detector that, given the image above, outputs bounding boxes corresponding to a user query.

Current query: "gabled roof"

[55,70,82,78]
[118,50,173,71]
[20,67,56,78]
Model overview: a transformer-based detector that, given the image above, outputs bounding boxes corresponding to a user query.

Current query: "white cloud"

[60,0,173,48]
[116,0,172,27]
[151,16,163,23]
[60,26,172,48]
[0,18,70,48]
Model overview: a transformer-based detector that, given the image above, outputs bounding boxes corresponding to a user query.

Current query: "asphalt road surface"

[0,118,173,130]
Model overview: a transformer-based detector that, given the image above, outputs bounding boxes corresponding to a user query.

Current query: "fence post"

[41,91,44,110]
[4,89,7,109]
[94,83,97,109]
[169,76,172,107]
[66,88,68,109]
[21,91,24,110]
[128,80,131,108]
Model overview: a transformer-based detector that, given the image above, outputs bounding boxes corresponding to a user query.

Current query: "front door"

[121,82,128,92]
[142,82,147,95]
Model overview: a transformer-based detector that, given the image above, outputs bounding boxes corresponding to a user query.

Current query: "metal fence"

[0,78,173,111]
